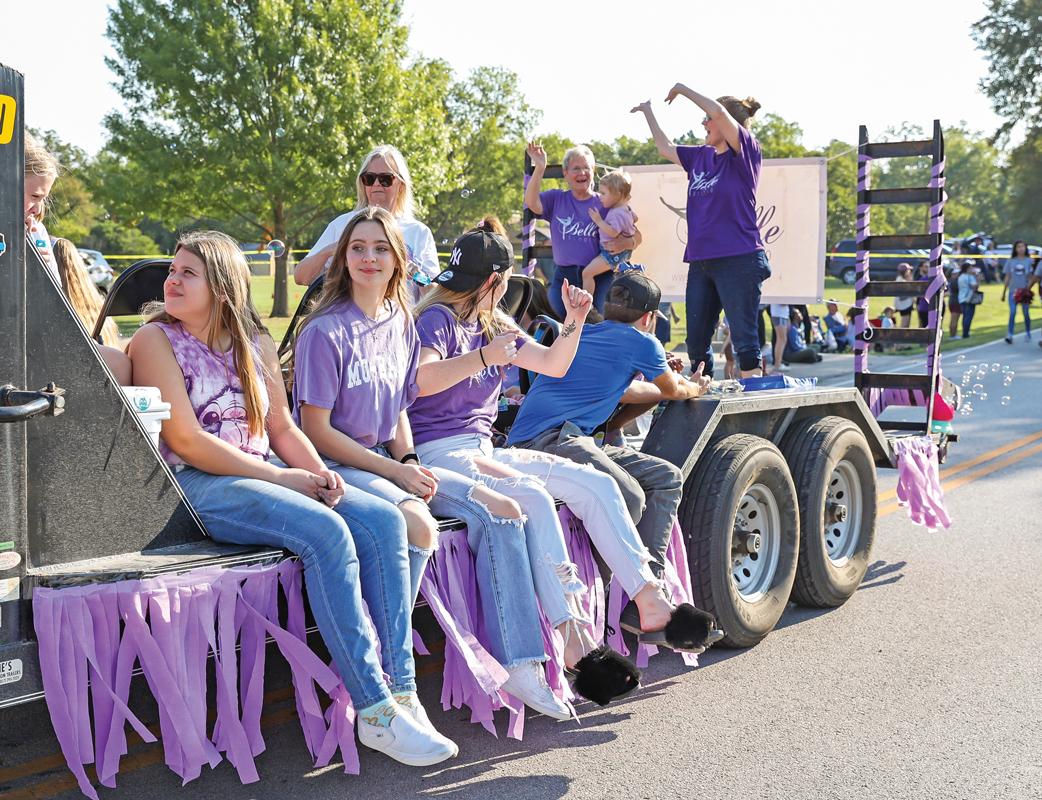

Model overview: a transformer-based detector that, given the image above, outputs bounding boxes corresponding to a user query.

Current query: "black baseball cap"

[607,272,667,319]
[433,228,514,292]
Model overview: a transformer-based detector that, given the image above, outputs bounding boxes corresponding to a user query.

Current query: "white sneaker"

[398,698,459,757]
[357,709,456,766]
[501,663,571,721]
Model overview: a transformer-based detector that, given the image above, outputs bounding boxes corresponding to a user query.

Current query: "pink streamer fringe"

[34,509,699,797]
[891,436,952,531]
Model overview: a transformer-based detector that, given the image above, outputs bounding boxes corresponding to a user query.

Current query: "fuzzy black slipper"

[620,602,724,653]
[566,646,641,706]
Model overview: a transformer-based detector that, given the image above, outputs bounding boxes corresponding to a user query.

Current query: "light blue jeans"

[325,450,435,610]
[325,457,548,669]
[1008,293,1032,338]
[175,465,412,708]
[416,433,658,625]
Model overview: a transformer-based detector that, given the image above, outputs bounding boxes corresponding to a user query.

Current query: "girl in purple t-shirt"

[633,83,769,378]
[524,143,641,316]
[412,221,690,706]
[128,230,455,767]
[291,208,572,722]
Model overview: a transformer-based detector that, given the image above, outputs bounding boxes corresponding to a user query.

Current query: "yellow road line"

[879,439,1042,518]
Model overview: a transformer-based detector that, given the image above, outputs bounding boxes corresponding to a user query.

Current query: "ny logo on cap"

[449,247,462,266]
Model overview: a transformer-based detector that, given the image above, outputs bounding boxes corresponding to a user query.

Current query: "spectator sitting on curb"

[782,306,822,364]
[823,300,851,352]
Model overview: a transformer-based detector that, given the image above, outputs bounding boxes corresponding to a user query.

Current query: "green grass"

[664,277,1020,355]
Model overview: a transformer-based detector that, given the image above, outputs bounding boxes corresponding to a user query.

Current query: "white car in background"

[77,248,115,294]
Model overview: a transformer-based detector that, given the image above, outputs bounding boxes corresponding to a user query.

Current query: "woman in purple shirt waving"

[524,143,641,316]
[634,84,768,377]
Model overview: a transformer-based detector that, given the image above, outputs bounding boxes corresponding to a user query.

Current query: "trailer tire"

[779,416,877,608]
[679,434,799,648]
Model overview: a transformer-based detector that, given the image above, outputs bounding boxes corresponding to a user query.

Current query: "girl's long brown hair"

[144,231,269,438]
[52,239,120,347]
[289,207,411,382]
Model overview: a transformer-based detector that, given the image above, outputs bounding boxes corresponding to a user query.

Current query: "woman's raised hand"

[664,83,688,104]
[630,100,652,115]
[526,141,548,170]
[560,279,592,321]
[481,331,519,367]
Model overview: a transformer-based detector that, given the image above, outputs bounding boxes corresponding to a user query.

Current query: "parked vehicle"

[76,248,115,294]
[987,242,1042,269]
[826,239,931,285]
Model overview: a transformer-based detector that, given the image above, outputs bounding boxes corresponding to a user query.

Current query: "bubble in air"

[979,392,988,401]
[275,127,286,138]
[960,403,974,416]
[955,354,966,364]
[991,362,1000,372]
[266,239,286,258]
[460,187,473,198]
[1001,396,1011,406]
[972,383,984,394]
[1003,375,1014,386]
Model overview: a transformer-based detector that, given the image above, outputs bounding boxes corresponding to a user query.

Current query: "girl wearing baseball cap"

[410,220,691,706]
[291,207,573,723]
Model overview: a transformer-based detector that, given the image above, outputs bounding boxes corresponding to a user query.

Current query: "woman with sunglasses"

[294,145,438,291]
[633,85,767,379]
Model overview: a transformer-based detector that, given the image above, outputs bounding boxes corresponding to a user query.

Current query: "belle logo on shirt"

[555,214,597,240]
[688,170,720,195]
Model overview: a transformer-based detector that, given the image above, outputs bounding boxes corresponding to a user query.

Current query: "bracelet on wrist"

[400,453,420,465]
[478,347,488,369]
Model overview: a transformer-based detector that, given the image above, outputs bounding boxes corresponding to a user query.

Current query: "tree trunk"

[271,199,289,317]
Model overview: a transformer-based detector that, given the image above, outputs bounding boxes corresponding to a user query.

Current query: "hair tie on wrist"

[478,347,488,368]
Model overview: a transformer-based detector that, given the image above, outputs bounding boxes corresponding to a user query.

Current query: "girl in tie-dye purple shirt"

[154,320,270,466]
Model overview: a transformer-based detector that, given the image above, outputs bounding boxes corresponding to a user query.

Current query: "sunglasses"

[361,172,397,188]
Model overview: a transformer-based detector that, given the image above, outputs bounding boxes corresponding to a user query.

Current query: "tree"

[31,130,101,244]
[104,0,453,316]
[972,1,1042,139]
[753,114,810,159]
[424,67,539,243]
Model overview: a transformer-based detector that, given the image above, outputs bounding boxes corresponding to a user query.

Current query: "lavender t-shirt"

[601,206,636,249]
[292,300,419,449]
[155,321,271,467]
[538,189,604,266]
[676,125,765,261]
[409,305,524,445]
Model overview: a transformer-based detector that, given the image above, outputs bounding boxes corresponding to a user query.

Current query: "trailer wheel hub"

[731,483,782,600]
[824,461,863,565]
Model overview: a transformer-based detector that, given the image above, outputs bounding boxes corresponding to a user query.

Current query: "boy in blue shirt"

[508,273,710,590]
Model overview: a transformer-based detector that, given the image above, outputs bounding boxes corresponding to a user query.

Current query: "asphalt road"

[3,335,1040,800]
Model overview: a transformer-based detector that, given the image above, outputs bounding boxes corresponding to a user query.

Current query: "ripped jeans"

[415,433,658,627]
[325,456,547,670]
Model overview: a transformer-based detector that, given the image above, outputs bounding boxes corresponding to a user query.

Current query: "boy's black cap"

[607,272,667,318]
[433,228,514,292]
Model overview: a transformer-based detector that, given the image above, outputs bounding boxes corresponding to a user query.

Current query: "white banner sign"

[624,158,827,304]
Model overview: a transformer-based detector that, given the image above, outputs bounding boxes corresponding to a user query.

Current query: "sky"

[2,0,1004,156]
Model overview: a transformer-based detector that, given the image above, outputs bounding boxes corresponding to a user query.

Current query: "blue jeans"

[175,466,413,708]
[961,301,977,338]
[325,453,434,610]
[549,265,613,318]
[1008,294,1032,338]
[686,250,771,376]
